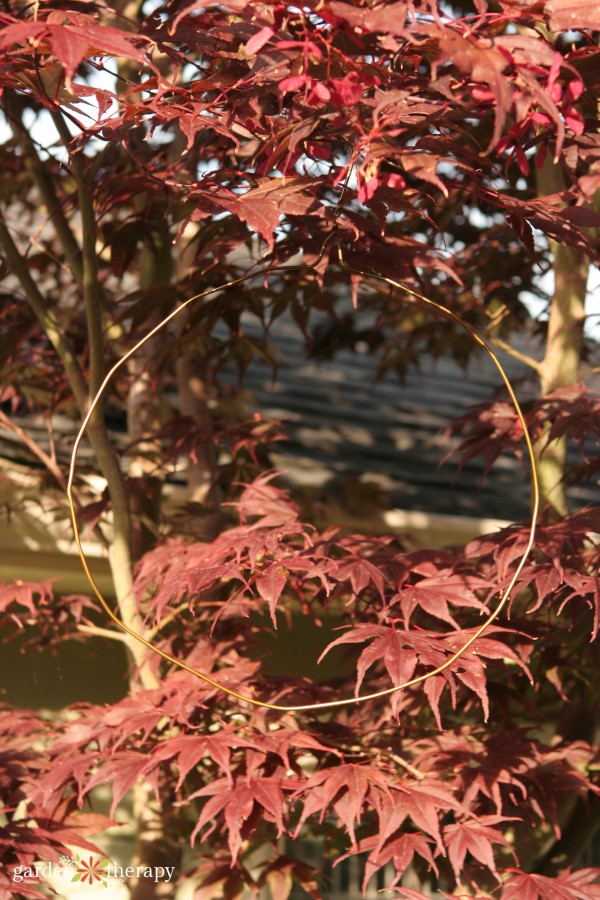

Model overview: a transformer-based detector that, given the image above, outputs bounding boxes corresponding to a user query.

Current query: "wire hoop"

[67,235,539,712]
[68,141,539,712]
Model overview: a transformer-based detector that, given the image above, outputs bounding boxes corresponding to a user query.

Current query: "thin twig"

[386,751,426,781]
[77,623,129,643]
[0,409,68,491]
[146,600,223,639]
[488,335,541,373]
[339,743,425,780]
[47,415,58,468]
[0,410,111,551]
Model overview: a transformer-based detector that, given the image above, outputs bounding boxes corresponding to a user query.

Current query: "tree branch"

[77,623,129,643]
[0,410,66,489]
[68,163,105,398]
[488,335,541,373]
[0,213,88,408]
[50,108,158,690]
[5,98,84,283]
[0,213,150,644]
[0,410,111,551]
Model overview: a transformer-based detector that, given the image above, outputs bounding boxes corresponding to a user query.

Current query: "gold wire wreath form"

[67,223,540,714]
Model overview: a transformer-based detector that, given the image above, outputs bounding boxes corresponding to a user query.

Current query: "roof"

[1,307,597,561]
[225,311,599,524]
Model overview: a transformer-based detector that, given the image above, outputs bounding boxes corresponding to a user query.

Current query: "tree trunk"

[127,225,172,560]
[129,789,182,900]
[175,336,223,540]
[536,240,588,516]
[174,228,223,540]
[535,161,589,516]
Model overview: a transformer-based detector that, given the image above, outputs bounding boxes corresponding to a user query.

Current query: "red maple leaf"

[444,815,517,880]
[501,867,600,899]
[190,775,290,861]
[0,16,149,84]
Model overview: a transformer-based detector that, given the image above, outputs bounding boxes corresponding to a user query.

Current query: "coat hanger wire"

[67,135,540,712]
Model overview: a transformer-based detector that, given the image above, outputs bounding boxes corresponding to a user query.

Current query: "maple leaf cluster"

[3,478,599,896]
[445,383,600,485]
[0,708,111,899]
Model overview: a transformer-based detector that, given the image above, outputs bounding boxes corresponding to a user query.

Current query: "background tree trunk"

[535,161,590,517]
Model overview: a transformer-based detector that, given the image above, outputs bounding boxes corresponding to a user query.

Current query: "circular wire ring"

[67,234,539,712]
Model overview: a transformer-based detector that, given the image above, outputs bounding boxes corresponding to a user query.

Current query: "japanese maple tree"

[0,1,599,899]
